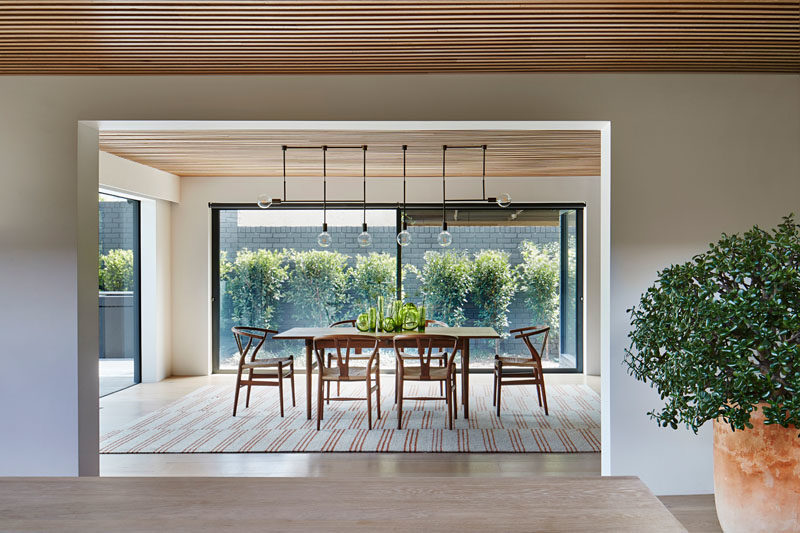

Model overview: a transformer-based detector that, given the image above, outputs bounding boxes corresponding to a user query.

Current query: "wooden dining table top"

[273,326,500,340]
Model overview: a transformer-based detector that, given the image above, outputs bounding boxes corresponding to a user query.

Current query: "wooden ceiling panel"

[1,1,798,74]
[98,129,601,177]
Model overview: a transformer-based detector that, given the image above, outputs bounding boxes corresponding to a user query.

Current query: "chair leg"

[233,367,243,417]
[245,368,253,408]
[289,362,296,407]
[397,375,404,429]
[317,374,324,430]
[439,358,444,395]
[366,376,373,430]
[278,362,285,417]
[326,355,331,405]
[536,379,543,407]
[375,367,382,419]
[539,374,549,416]
[445,377,453,430]
[452,378,458,425]
[496,376,502,417]
[492,370,497,406]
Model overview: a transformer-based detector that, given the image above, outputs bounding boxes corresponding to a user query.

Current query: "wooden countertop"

[0,476,686,532]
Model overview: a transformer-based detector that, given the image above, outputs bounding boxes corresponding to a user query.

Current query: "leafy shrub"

[625,215,800,434]
[99,249,134,291]
[517,241,560,337]
[470,250,518,335]
[222,249,288,329]
[287,250,350,325]
[418,250,473,326]
[349,252,397,311]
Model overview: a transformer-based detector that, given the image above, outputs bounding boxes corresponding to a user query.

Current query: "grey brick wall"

[218,211,573,364]
[99,201,135,255]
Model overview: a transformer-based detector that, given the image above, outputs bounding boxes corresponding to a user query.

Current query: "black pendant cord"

[441,145,447,230]
[282,145,287,202]
[482,144,487,201]
[402,144,408,229]
[362,145,367,229]
[322,146,327,227]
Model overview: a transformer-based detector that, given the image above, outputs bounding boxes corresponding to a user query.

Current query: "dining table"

[272,326,500,421]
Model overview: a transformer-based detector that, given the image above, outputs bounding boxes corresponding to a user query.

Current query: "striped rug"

[101,382,600,453]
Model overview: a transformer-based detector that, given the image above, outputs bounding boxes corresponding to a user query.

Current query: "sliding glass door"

[98,192,141,395]
[212,204,583,372]
[400,207,583,370]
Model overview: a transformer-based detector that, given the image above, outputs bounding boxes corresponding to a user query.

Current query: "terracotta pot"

[713,404,800,533]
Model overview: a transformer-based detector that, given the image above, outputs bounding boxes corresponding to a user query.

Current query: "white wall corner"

[99,151,180,203]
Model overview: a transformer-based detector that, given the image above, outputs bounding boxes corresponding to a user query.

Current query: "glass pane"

[216,208,397,371]
[560,210,579,366]
[99,192,140,395]
[402,207,581,370]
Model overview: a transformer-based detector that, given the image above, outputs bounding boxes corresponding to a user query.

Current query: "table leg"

[305,339,313,420]
[462,339,470,419]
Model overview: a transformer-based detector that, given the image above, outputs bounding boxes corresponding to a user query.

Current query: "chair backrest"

[510,326,550,363]
[231,327,277,366]
[313,334,379,378]
[425,319,449,328]
[329,319,356,327]
[393,334,459,378]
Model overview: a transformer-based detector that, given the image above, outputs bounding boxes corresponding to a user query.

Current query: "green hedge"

[517,241,560,339]
[220,249,288,329]
[99,249,134,291]
[470,250,518,336]
[219,242,562,337]
[286,250,351,326]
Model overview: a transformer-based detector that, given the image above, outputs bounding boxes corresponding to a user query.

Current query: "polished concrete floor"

[99,373,720,531]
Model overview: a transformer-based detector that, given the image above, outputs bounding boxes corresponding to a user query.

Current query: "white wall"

[171,173,602,376]
[0,75,797,493]
[139,199,173,382]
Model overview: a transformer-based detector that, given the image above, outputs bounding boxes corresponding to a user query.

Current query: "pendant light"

[396,145,412,247]
[437,145,452,247]
[256,194,273,209]
[257,146,286,209]
[486,145,512,208]
[357,145,372,247]
[317,146,332,248]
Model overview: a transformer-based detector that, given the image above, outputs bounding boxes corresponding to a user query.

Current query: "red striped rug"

[101,382,600,453]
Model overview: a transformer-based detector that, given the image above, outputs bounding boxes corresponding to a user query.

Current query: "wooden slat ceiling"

[99,129,601,177]
[1,1,798,74]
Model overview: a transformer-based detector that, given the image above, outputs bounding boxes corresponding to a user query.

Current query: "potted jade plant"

[624,215,800,533]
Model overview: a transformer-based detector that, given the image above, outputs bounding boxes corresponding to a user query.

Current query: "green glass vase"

[368,307,377,332]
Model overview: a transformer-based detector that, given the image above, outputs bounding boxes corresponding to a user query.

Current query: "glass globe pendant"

[437,222,452,247]
[358,223,372,248]
[396,224,411,247]
[397,145,412,247]
[257,194,273,209]
[496,192,512,208]
[317,223,332,248]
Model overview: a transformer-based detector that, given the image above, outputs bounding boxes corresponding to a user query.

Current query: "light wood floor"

[99,373,720,531]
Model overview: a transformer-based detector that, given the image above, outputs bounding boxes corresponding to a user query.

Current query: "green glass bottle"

[377,295,384,333]
[417,305,426,332]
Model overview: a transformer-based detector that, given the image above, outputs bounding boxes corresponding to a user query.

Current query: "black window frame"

[211,202,584,374]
